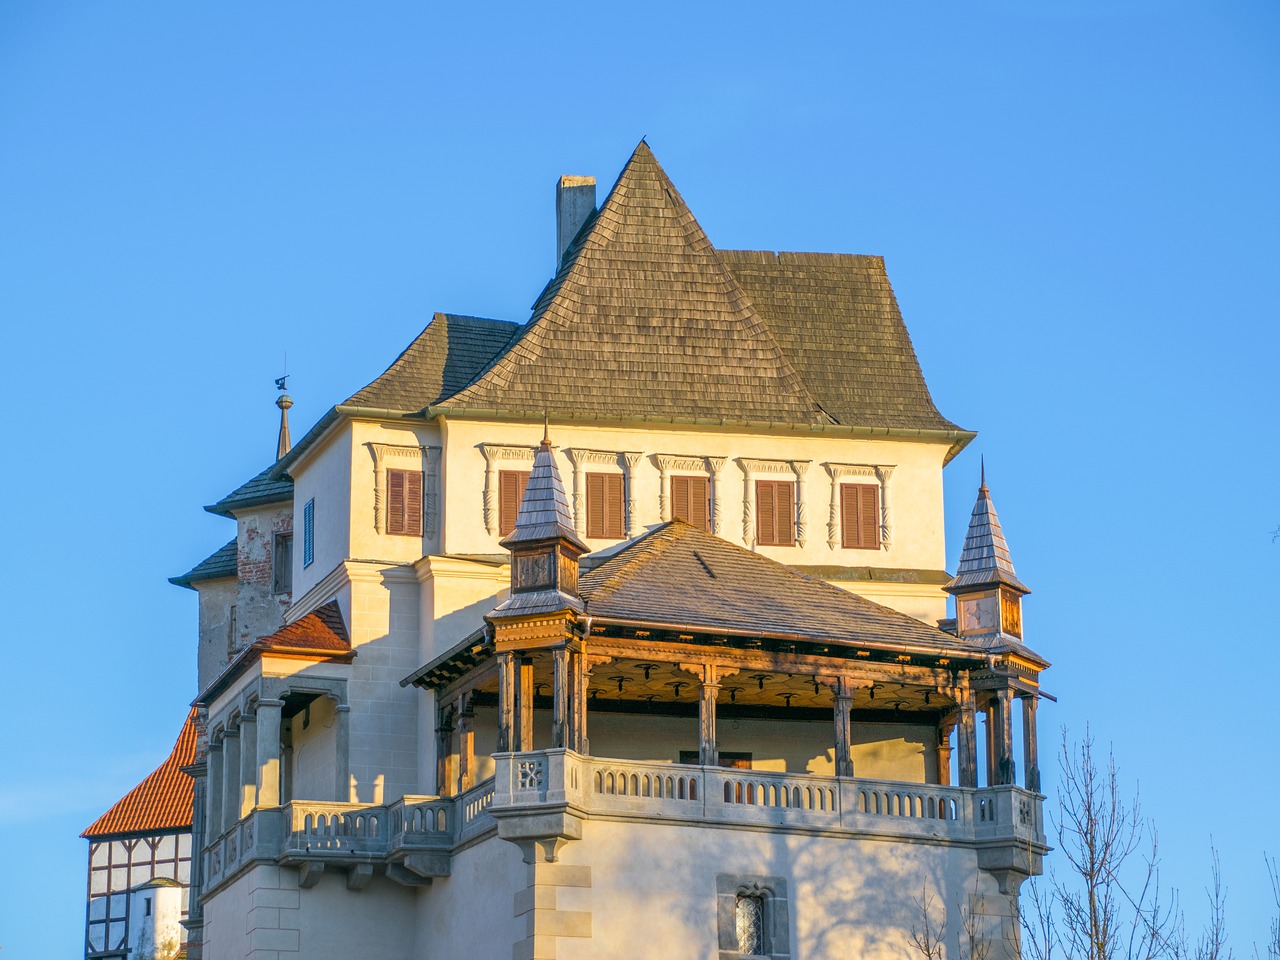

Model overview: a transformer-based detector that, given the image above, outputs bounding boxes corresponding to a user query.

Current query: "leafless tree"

[1022,729,1182,960]
[1257,855,1279,960]
[1194,846,1231,960]
[911,884,947,960]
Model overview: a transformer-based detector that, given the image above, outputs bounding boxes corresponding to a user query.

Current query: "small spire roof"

[499,434,588,553]
[276,392,293,461]
[946,472,1030,595]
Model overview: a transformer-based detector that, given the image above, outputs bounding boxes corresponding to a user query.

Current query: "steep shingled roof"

[205,464,294,518]
[719,250,960,432]
[169,538,237,589]
[83,711,196,838]
[946,480,1029,595]
[256,600,351,652]
[440,143,829,425]
[579,521,981,654]
[346,313,519,412]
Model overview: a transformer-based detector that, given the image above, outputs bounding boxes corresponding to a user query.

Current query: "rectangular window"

[586,472,624,539]
[386,468,424,536]
[840,483,880,550]
[498,470,531,537]
[755,480,795,546]
[670,475,710,531]
[272,533,293,594]
[302,498,314,567]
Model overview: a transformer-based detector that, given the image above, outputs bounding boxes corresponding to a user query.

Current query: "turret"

[945,465,1030,644]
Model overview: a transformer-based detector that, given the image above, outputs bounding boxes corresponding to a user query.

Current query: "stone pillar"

[184,758,207,959]
[255,699,284,808]
[957,689,978,788]
[792,460,809,548]
[457,696,475,794]
[517,657,535,751]
[239,712,258,816]
[995,688,1015,786]
[833,680,854,778]
[206,741,224,839]
[937,719,955,787]
[707,457,726,536]
[334,702,351,802]
[623,452,643,537]
[221,728,240,827]
[741,473,757,546]
[699,678,720,766]
[552,646,570,749]
[1022,695,1040,791]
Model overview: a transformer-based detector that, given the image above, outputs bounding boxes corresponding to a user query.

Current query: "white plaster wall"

[288,695,338,803]
[348,420,445,564]
[289,423,353,602]
[556,818,1006,960]
[202,864,418,960]
[413,835,527,957]
[195,577,237,693]
[467,708,937,783]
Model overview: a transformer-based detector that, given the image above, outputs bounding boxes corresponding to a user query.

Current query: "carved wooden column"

[995,688,1015,785]
[937,717,956,787]
[435,700,455,795]
[832,678,855,778]
[699,677,721,766]
[255,698,284,808]
[956,686,978,788]
[517,657,535,751]
[1021,694,1040,791]
[497,652,515,752]
[456,694,475,794]
[552,646,570,749]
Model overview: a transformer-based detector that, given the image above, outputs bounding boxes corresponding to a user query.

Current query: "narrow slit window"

[736,894,764,955]
[272,533,293,594]
[302,498,315,567]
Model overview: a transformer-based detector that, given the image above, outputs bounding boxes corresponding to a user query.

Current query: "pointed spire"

[945,471,1029,595]
[500,430,588,553]
[275,392,293,460]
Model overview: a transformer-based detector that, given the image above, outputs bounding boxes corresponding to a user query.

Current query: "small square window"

[386,468,423,536]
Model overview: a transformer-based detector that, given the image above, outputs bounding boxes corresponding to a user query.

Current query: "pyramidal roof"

[442,143,828,425]
[500,434,587,552]
[946,477,1029,595]
[83,711,196,838]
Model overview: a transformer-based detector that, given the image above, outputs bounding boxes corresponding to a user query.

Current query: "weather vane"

[275,352,289,392]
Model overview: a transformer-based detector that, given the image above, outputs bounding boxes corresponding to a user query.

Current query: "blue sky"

[1,2,1277,955]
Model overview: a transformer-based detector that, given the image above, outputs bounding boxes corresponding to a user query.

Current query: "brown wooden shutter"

[756,480,795,545]
[671,475,690,525]
[499,471,530,537]
[386,469,424,536]
[387,469,406,535]
[841,483,879,549]
[404,470,423,536]
[588,473,624,539]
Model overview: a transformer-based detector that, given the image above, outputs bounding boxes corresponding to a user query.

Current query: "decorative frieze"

[824,462,895,550]
[368,443,436,536]
[479,444,537,535]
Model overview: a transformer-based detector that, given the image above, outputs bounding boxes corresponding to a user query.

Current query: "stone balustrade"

[202,749,1044,894]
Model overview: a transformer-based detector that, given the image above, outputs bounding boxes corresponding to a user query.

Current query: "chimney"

[556,175,596,267]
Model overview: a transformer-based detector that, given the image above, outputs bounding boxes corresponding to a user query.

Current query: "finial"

[980,456,987,493]
[541,410,551,448]
[275,367,293,460]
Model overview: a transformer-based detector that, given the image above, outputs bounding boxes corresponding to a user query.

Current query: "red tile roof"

[83,710,197,838]
[256,601,350,652]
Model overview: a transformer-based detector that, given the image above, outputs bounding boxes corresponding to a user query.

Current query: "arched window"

[736,893,764,956]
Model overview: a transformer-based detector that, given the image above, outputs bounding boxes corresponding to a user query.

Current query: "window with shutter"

[840,483,880,550]
[302,499,314,567]
[498,470,531,537]
[272,533,293,594]
[670,475,710,531]
[755,480,795,546]
[386,468,424,536]
[586,472,624,539]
